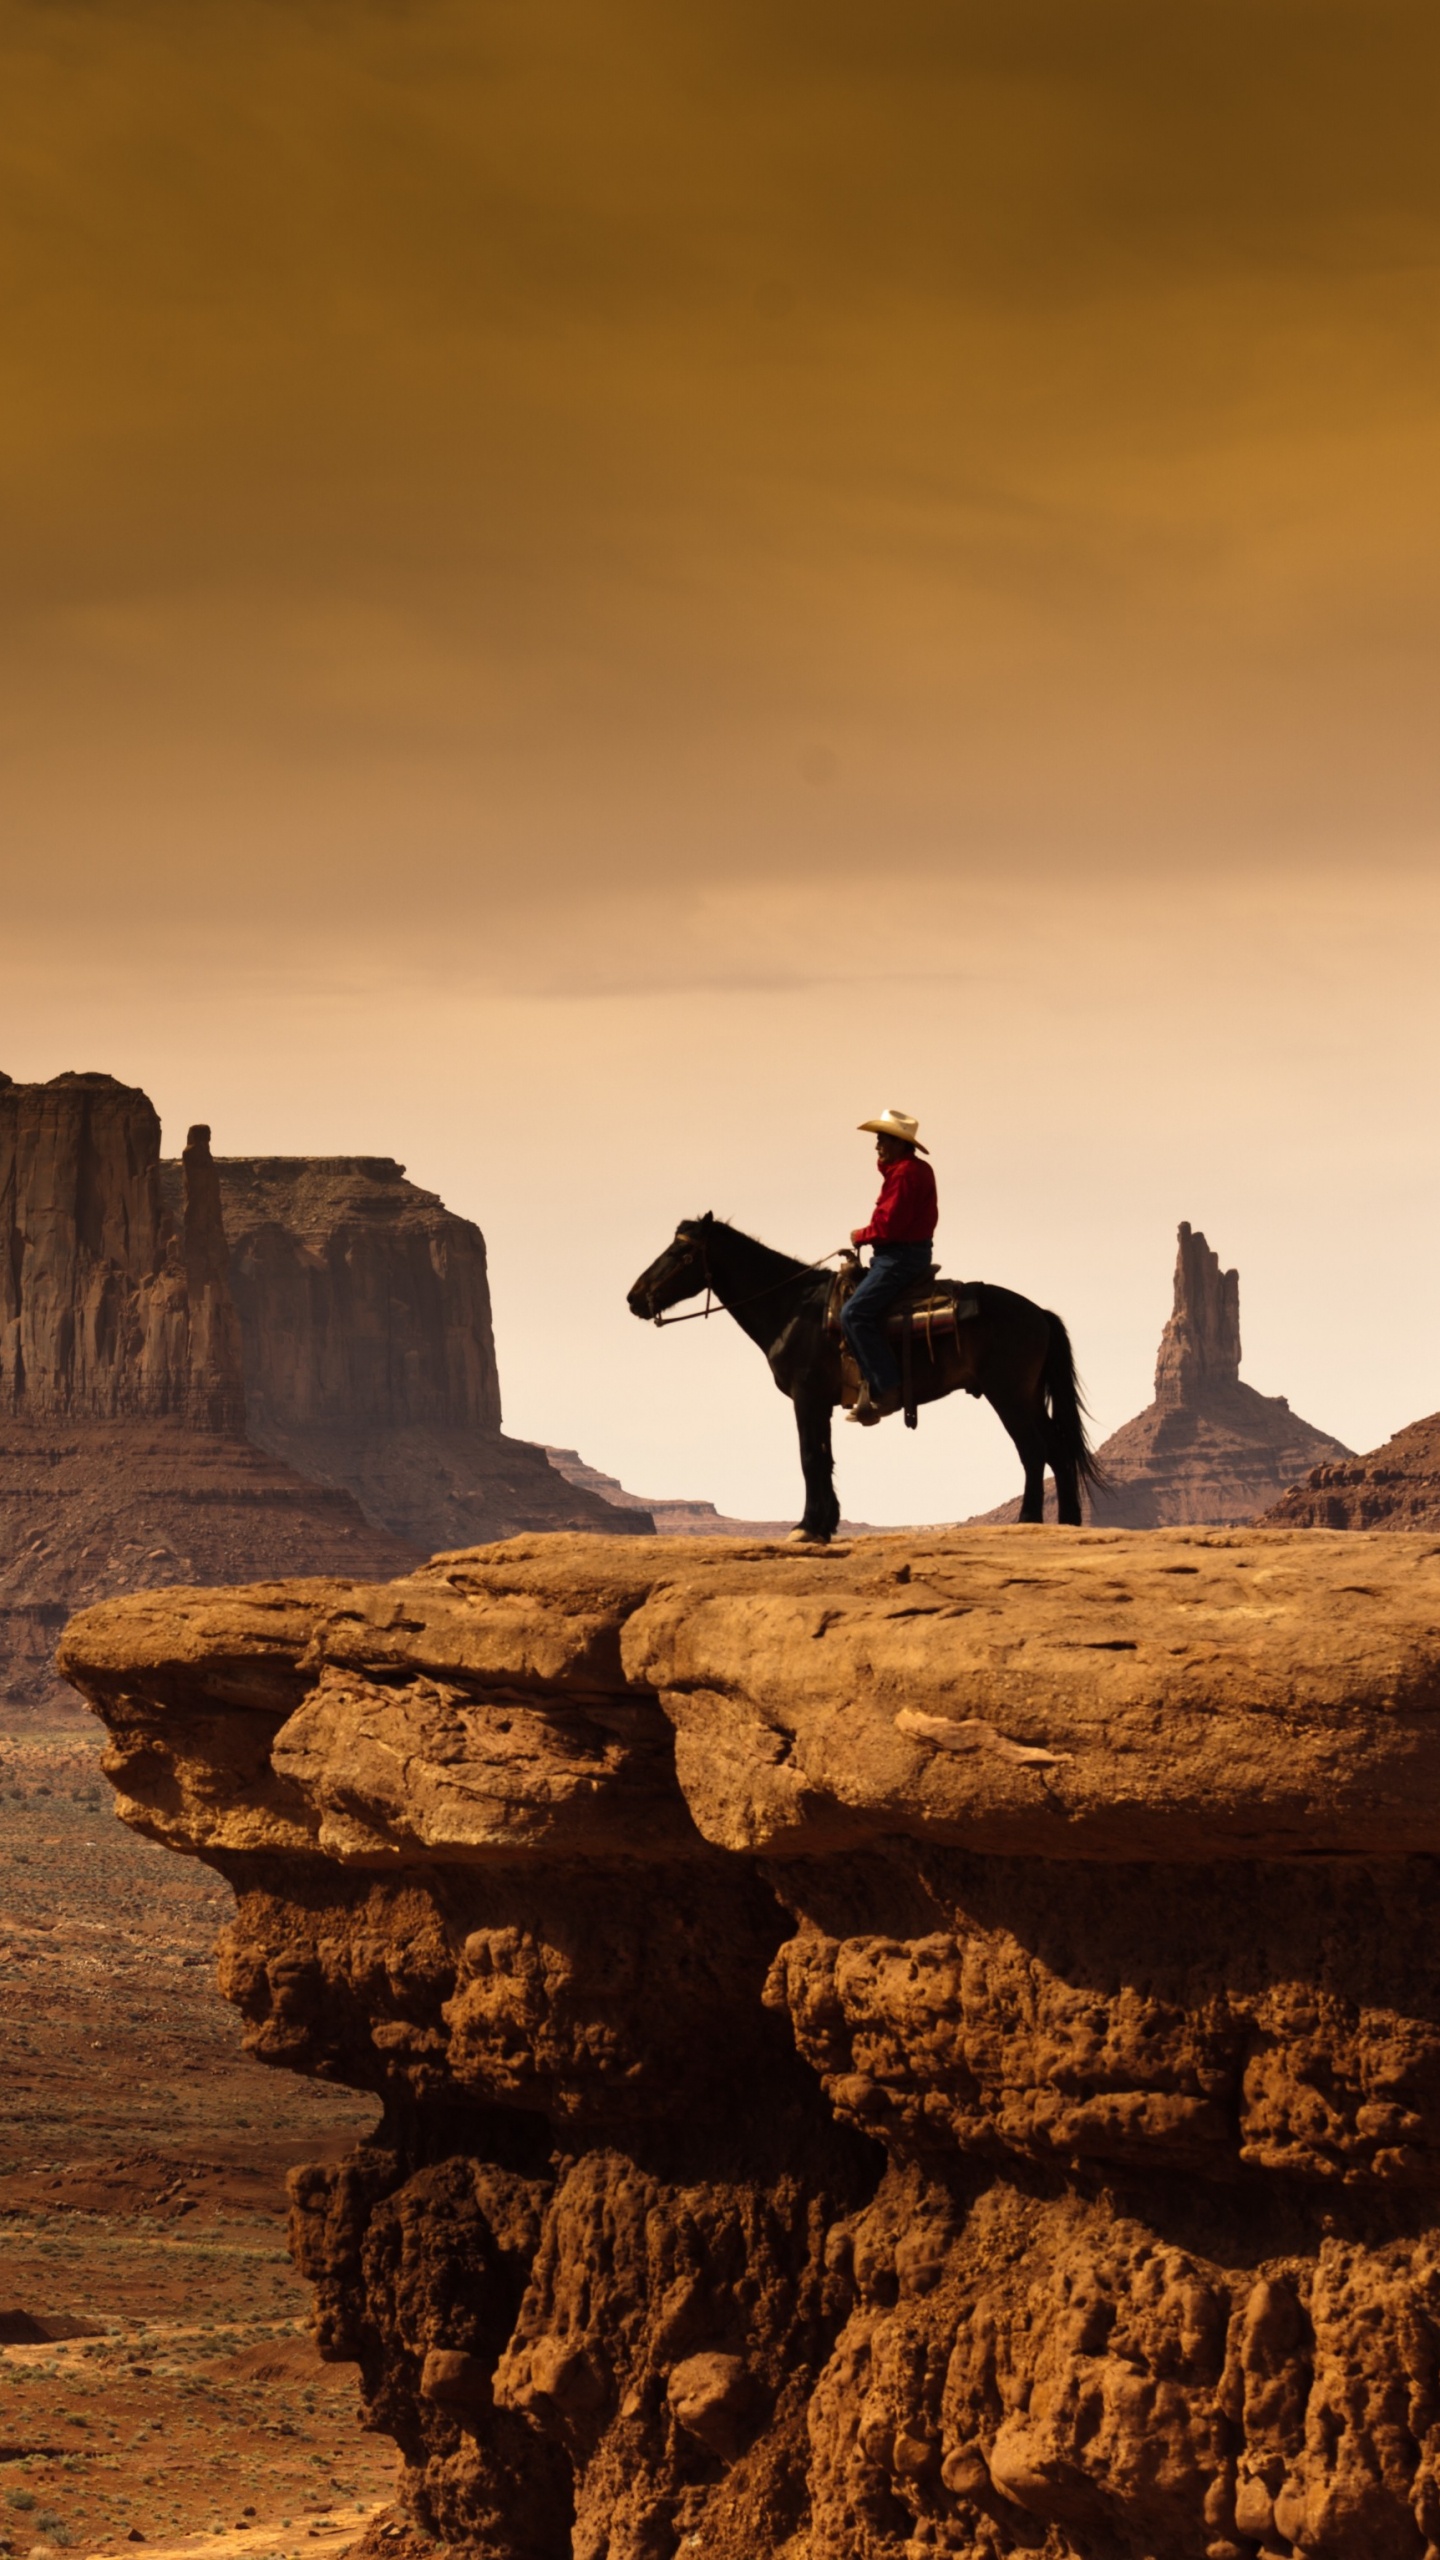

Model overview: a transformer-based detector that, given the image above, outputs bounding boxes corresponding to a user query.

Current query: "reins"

[649,1242,854,1326]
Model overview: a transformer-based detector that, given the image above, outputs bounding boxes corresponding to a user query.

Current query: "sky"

[3,0,1439,1521]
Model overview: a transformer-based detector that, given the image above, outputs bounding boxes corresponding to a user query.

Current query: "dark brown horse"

[627,1215,1102,1542]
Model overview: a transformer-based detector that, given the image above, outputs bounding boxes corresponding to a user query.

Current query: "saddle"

[824,1258,980,1344]
[825,1256,982,1429]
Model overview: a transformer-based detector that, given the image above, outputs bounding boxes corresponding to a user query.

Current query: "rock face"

[58,1524,1440,2560]
[190,1157,653,1550]
[1153,1219,1243,1404]
[0,1080,416,1718]
[206,1156,502,1444]
[1,1073,244,1431]
[0,1078,645,1723]
[1260,1409,1440,1531]
[986,1224,1350,1525]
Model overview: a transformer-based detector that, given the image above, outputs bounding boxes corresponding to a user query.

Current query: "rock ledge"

[59,1527,1440,2560]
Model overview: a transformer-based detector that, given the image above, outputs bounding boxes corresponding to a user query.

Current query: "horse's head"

[627,1215,716,1321]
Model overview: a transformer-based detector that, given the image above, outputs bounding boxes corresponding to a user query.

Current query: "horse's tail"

[1040,1311,1107,1497]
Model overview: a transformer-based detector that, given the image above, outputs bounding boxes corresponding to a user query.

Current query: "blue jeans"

[840,1242,936,1398]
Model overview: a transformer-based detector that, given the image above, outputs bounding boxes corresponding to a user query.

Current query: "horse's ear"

[700,1210,714,1228]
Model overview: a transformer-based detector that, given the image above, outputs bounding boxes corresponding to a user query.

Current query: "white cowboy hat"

[858,1107,928,1153]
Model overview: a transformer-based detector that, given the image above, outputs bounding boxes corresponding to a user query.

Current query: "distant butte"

[0,1072,650,1725]
[0,1074,416,1722]
[978,1221,1350,1525]
[168,1152,656,1556]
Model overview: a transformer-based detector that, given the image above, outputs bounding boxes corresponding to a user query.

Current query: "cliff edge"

[59,1526,1440,2560]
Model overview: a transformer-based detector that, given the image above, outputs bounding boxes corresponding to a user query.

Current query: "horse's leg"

[793,1391,840,1542]
[987,1390,1050,1523]
[1051,1443,1083,1525]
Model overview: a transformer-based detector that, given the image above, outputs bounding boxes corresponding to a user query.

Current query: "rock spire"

[975,1222,1349,1526]
[1153,1220,1241,1404]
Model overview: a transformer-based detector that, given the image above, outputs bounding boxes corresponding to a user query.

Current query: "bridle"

[648,1232,855,1326]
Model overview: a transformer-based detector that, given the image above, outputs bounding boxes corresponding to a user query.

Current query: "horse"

[626,1214,1103,1542]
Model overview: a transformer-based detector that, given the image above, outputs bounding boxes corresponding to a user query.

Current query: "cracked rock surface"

[57,1525,1440,2560]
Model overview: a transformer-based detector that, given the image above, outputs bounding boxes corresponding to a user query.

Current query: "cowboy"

[841,1108,938,1425]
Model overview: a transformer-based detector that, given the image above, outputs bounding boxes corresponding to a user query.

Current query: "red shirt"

[856,1154,937,1244]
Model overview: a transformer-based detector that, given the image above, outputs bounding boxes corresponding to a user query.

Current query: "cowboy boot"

[846,1382,898,1426]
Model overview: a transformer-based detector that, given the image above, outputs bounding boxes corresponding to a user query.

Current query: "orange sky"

[2,0,1439,1518]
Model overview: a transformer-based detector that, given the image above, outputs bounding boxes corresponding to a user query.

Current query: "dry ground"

[0,1717,400,2560]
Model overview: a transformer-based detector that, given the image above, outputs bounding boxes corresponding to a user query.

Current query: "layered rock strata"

[983,1224,1350,1526]
[188,1157,653,1549]
[0,1424,415,1718]
[1260,1410,1440,1532]
[59,1526,1440,2560]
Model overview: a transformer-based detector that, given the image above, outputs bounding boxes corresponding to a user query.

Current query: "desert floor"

[0,1717,398,2560]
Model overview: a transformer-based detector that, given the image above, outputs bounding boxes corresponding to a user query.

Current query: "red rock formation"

[0,1078,417,1724]
[180,1122,247,1431]
[0,1074,244,1431]
[0,1079,648,1727]
[981,1221,1350,1525]
[59,1526,1440,2560]
[1153,1217,1242,1402]
[0,1423,416,1721]
[200,1157,653,1550]
[208,1155,502,1442]
[1259,1409,1440,1530]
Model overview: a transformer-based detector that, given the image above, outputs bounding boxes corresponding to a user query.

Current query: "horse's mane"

[681,1214,816,1286]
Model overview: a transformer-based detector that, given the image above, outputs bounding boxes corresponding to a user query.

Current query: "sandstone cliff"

[0,1079,649,1727]
[1260,1408,1440,1531]
[0,1080,417,1719]
[983,1223,1350,1525]
[1,1072,243,1431]
[59,1525,1440,2560]
[189,1157,653,1551]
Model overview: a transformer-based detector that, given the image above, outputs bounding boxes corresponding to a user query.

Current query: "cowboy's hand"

[849,1229,866,1245]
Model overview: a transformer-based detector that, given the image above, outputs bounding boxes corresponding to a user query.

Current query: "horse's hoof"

[786,1527,829,1545]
